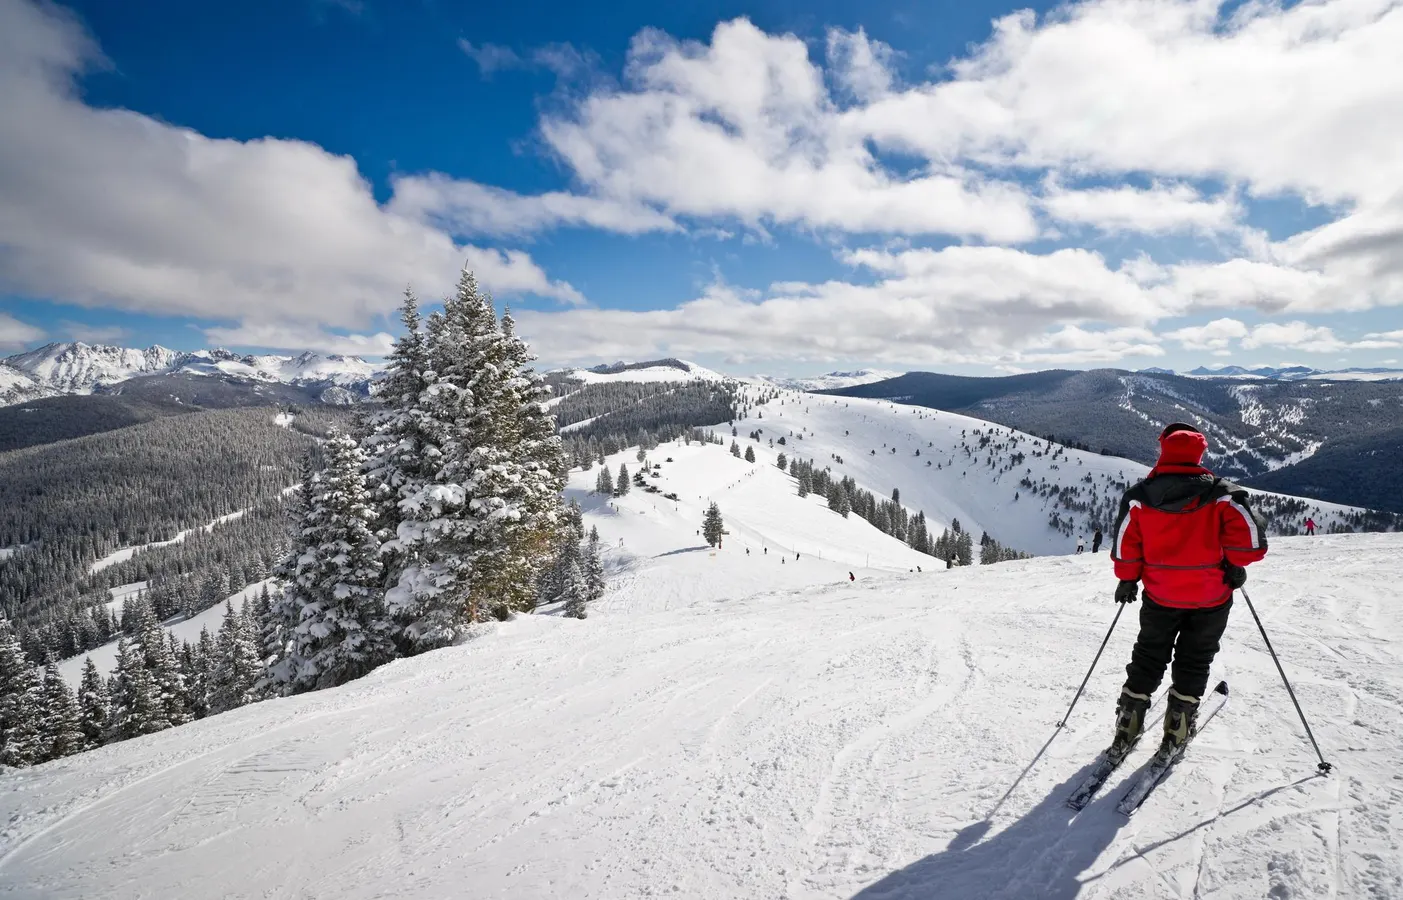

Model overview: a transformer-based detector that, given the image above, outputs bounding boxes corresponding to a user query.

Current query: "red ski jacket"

[1111,428,1268,609]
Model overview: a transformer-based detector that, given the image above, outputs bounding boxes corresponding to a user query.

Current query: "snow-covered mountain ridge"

[4,531,1398,899]
[0,342,383,406]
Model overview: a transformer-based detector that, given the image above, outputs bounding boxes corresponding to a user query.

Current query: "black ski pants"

[1124,596,1232,700]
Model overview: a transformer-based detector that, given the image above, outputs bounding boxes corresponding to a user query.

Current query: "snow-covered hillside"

[721,388,1363,557]
[4,342,182,392]
[4,532,1398,899]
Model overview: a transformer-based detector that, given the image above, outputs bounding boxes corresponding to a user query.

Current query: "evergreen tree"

[776,452,787,472]
[595,465,615,495]
[76,657,110,748]
[0,618,44,767]
[268,432,393,692]
[382,270,566,644]
[560,557,588,619]
[702,503,725,548]
[133,599,189,727]
[188,627,215,719]
[584,528,606,605]
[730,440,742,458]
[744,445,756,463]
[108,637,168,742]
[41,660,85,760]
[208,602,262,715]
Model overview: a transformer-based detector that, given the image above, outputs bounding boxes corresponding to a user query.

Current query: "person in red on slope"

[1304,517,1317,536]
[1108,423,1269,755]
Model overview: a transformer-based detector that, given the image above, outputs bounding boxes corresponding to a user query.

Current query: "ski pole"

[1240,588,1333,774]
[1057,602,1125,728]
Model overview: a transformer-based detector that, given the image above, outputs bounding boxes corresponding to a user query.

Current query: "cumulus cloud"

[0,0,581,344]
[1041,180,1242,236]
[202,322,397,357]
[0,312,46,350]
[1164,318,1249,352]
[515,246,1173,368]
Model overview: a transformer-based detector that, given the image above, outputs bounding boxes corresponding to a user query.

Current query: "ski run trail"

[3,394,1399,899]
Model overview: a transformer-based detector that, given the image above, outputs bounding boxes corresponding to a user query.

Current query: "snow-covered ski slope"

[723,387,1366,556]
[3,532,1399,899]
[572,442,932,615]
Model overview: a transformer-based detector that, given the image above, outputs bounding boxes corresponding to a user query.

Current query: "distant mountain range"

[1145,364,1403,382]
[0,342,382,407]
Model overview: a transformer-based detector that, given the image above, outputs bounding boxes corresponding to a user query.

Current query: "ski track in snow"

[2,530,1400,900]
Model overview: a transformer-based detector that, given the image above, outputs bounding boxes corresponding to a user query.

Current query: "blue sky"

[1,0,1401,376]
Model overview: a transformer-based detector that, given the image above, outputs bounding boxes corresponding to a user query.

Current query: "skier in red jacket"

[1109,423,1268,755]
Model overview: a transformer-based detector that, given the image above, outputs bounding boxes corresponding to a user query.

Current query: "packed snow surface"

[759,369,904,391]
[566,359,726,385]
[5,527,1400,899]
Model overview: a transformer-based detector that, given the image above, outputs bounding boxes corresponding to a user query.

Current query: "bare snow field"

[2,530,1399,899]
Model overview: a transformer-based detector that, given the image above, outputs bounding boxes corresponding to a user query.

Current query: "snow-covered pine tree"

[616,463,630,496]
[596,465,614,495]
[268,432,393,693]
[132,600,189,727]
[383,272,566,643]
[108,637,169,742]
[208,602,262,715]
[584,528,606,605]
[189,627,215,719]
[362,290,432,563]
[702,503,725,548]
[776,452,787,471]
[77,657,110,747]
[560,556,588,619]
[0,618,44,767]
[41,659,85,760]
[730,441,742,458]
[744,445,756,463]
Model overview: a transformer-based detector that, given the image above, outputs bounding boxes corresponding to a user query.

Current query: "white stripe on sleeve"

[1218,495,1261,548]
[1115,500,1141,559]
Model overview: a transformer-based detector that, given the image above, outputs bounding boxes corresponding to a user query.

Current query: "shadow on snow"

[850,757,1132,900]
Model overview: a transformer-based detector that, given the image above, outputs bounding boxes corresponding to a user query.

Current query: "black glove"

[1115,580,1139,604]
[1221,562,1247,590]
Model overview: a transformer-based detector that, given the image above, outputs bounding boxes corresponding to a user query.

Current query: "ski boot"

[1111,687,1152,758]
[1162,688,1200,751]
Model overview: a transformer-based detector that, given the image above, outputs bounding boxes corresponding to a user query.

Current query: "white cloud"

[516,246,1169,368]
[1164,317,1248,351]
[0,0,581,338]
[458,40,523,76]
[1236,320,1403,354]
[825,27,898,102]
[0,312,46,350]
[1041,180,1242,236]
[388,174,677,238]
[202,322,397,357]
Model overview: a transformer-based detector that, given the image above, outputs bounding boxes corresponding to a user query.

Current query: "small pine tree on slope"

[703,503,725,548]
[77,657,110,747]
[108,637,169,742]
[208,602,263,715]
[41,659,86,760]
[584,528,606,605]
[616,463,630,496]
[560,556,589,620]
[269,432,393,692]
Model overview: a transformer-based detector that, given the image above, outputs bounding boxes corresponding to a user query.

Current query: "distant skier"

[1304,517,1317,536]
[1109,423,1268,755]
[1091,529,1103,554]
[849,572,855,582]
[1076,537,1085,554]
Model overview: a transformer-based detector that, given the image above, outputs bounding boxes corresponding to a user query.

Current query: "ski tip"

[1213,680,1229,696]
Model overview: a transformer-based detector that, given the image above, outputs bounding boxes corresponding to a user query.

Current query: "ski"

[1066,695,1167,811]
[1116,680,1229,816]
